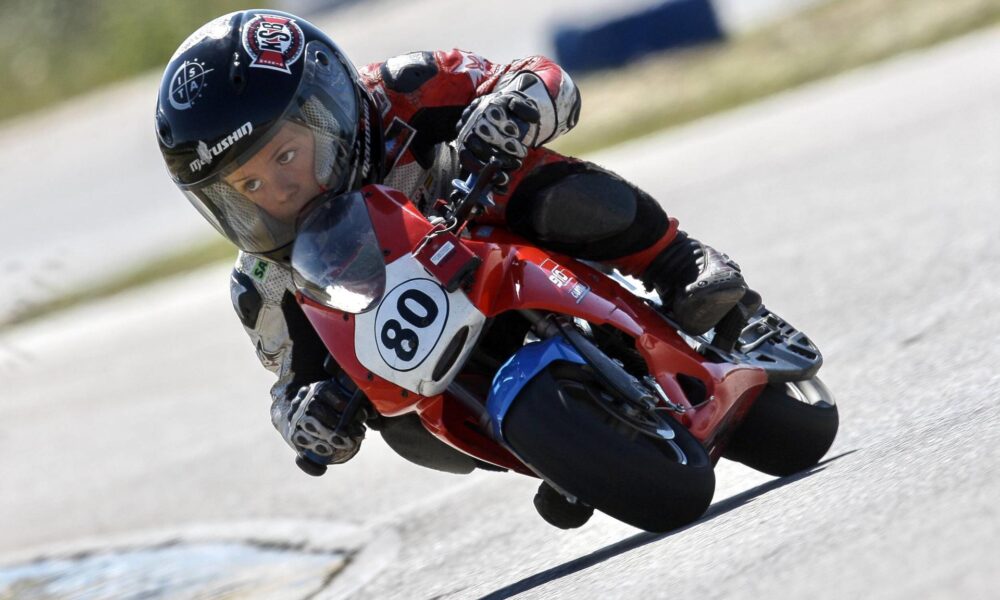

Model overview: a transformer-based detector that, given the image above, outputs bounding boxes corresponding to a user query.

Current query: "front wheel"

[723,378,839,476]
[503,363,715,532]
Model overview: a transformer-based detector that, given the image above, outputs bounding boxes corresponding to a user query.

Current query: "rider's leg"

[502,154,748,335]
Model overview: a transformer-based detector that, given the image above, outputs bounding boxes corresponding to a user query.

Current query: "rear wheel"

[724,378,839,476]
[503,362,715,532]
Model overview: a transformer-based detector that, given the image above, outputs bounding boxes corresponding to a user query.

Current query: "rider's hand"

[456,90,541,191]
[283,380,367,465]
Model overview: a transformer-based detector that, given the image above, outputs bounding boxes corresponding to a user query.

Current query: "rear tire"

[724,378,839,476]
[503,363,715,532]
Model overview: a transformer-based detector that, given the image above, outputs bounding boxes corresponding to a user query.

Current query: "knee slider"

[529,172,637,244]
[231,270,263,329]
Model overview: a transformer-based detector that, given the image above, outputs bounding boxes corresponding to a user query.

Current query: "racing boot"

[712,288,764,351]
[533,481,593,529]
[640,231,748,336]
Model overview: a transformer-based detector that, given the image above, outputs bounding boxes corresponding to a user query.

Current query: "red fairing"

[297,295,408,416]
[299,185,534,470]
[416,395,534,474]
[296,185,427,416]
[300,290,527,471]
[360,185,435,263]
[298,185,769,472]
[463,225,769,462]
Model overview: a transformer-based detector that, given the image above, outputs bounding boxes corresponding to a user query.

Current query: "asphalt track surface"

[2,24,999,600]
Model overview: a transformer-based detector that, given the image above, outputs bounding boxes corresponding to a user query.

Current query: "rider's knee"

[507,162,669,260]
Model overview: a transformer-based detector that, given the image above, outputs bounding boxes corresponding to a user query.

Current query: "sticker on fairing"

[242,14,305,74]
[541,259,590,303]
[373,278,449,372]
[430,241,454,266]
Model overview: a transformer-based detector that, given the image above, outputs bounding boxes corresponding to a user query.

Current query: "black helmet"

[155,10,382,260]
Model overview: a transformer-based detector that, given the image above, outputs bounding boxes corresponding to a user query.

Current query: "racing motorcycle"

[290,159,839,533]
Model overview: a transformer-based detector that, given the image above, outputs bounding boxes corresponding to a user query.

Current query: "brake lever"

[450,156,502,229]
[333,388,366,438]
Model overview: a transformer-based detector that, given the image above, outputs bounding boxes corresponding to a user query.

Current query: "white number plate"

[354,254,485,396]
[374,278,449,371]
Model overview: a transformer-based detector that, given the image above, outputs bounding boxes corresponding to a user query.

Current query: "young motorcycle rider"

[155,10,749,512]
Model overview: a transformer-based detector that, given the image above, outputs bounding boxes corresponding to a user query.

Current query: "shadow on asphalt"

[477,450,857,600]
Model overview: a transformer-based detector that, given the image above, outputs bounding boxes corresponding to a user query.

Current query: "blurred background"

[1,1,999,598]
[0,0,997,327]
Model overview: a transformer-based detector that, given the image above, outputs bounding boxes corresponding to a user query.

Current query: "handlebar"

[296,453,327,476]
[449,155,502,230]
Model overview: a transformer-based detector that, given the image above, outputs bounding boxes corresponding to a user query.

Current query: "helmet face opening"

[157,11,373,256]
[179,40,360,254]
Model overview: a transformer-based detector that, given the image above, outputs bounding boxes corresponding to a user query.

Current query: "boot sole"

[673,284,747,336]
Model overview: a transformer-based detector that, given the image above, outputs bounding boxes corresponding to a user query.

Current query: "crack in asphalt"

[303,548,358,600]
[0,534,361,600]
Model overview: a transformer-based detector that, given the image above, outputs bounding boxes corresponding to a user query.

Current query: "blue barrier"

[554,0,724,73]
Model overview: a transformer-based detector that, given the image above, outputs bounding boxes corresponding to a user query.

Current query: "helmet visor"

[180,41,360,254]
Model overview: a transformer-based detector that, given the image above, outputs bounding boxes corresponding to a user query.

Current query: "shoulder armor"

[381,51,438,93]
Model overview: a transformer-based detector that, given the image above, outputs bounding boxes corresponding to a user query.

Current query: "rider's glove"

[281,380,367,465]
[456,90,541,191]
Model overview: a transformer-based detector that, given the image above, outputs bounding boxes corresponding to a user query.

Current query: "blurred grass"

[0,0,264,122]
[1,239,237,329]
[3,0,1000,331]
[553,0,1000,156]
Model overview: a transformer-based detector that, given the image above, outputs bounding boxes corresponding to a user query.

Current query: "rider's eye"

[244,179,262,193]
[277,149,297,165]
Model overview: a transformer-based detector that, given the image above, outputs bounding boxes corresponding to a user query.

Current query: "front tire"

[503,363,715,532]
[724,378,839,476]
